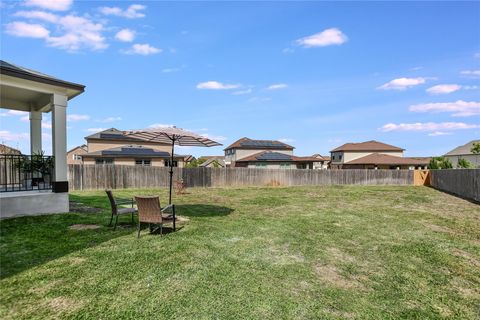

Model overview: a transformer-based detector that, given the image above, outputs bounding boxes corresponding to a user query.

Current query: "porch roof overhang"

[0,60,85,112]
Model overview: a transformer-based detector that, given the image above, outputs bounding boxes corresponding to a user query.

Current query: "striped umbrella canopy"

[123,127,222,207]
[123,126,222,147]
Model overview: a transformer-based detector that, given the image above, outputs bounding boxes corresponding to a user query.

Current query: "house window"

[339,155,342,161]
[135,159,151,166]
[165,160,178,167]
[279,163,291,168]
[73,154,82,160]
[255,163,267,168]
[95,158,113,165]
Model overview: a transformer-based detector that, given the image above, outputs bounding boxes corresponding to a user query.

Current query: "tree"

[471,142,480,154]
[428,156,453,169]
[185,157,198,168]
[457,158,473,168]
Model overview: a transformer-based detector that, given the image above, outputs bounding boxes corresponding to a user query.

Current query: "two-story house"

[330,140,428,169]
[67,128,187,167]
[224,137,321,169]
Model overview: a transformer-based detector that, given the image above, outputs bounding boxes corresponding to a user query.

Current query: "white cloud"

[67,114,90,122]
[6,13,107,52]
[426,84,461,95]
[278,138,295,143]
[86,128,106,133]
[25,0,72,11]
[42,121,51,129]
[282,48,295,54]
[232,88,252,95]
[0,130,29,141]
[377,77,428,90]
[196,81,240,90]
[14,10,59,23]
[99,4,146,19]
[46,15,107,51]
[148,123,175,128]
[267,84,288,90]
[162,65,186,73]
[123,43,161,55]
[4,110,28,116]
[380,122,479,132]
[115,29,135,42]
[460,70,480,78]
[409,100,480,117]
[428,131,452,137]
[5,21,49,38]
[97,116,122,123]
[296,28,348,48]
[247,97,271,103]
[200,133,227,142]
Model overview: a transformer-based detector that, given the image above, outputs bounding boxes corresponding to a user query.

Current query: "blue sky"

[0,0,479,157]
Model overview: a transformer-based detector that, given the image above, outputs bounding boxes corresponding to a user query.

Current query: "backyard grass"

[1,185,479,319]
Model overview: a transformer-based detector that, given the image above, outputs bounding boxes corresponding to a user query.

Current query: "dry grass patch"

[68,224,101,230]
[314,263,368,291]
[47,296,84,313]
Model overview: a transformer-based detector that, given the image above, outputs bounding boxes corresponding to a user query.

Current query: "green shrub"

[457,158,473,168]
[428,156,453,169]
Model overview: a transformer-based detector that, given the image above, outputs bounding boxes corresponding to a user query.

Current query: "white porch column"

[51,94,68,193]
[29,111,42,155]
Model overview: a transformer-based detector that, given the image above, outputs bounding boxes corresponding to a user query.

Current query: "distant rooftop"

[331,140,404,152]
[225,137,294,150]
[444,140,480,156]
[345,153,429,165]
[85,128,144,142]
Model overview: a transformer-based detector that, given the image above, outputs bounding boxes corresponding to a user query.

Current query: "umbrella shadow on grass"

[175,204,234,218]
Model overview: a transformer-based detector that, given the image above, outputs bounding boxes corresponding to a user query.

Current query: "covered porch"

[0,61,85,218]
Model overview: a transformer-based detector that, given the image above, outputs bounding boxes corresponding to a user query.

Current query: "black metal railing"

[0,154,54,192]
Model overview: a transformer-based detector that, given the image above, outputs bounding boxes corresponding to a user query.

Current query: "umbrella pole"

[169,137,175,205]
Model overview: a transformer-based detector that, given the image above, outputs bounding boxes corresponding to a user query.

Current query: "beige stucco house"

[330,140,429,170]
[199,156,226,168]
[224,137,295,167]
[67,144,87,165]
[69,128,186,167]
[444,140,480,168]
[224,137,321,169]
[311,154,330,170]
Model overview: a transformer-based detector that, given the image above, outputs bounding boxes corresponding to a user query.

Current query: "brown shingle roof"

[311,154,330,161]
[224,137,294,150]
[444,140,480,156]
[331,140,404,152]
[345,153,429,165]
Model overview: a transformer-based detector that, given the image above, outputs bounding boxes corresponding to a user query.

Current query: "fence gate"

[414,170,430,186]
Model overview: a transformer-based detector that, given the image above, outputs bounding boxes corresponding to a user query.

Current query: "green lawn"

[1,186,479,319]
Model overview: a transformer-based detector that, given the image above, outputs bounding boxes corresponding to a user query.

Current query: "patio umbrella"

[123,127,222,205]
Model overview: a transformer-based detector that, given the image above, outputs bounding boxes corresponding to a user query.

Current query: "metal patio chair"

[105,190,137,230]
[134,196,176,238]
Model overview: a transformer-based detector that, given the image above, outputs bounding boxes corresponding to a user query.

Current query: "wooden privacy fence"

[68,164,414,191]
[430,169,480,203]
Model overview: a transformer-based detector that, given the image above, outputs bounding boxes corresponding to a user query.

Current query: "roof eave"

[0,65,85,93]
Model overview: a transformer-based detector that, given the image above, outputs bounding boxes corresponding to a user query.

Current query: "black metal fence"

[0,154,54,192]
